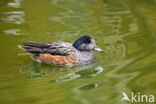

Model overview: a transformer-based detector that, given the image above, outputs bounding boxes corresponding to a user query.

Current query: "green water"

[0,0,156,104]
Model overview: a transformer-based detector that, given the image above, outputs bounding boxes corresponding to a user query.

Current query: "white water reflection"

[3,11,24,15]
[3,29,24,35]
[1,0,25,35]
[8,0,22,8]
[2,11,24,24]
[95,66,104,74]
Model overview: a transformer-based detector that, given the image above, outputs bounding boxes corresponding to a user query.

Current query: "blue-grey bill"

[93,46,103,52]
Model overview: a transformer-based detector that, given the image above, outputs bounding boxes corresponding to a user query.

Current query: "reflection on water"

[0,0,24,36]
[2,11,24,24]
[20,62,104,82]
[4,29,24,35]
[8,0,22,8]
[79,83,98,90]
[0,0,156,104]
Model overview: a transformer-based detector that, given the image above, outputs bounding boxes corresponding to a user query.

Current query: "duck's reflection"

[20,62,104,82]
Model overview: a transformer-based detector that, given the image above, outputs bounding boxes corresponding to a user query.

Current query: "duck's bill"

[93,46,103,52]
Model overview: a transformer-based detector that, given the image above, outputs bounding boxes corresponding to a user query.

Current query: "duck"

[19,35,102,65]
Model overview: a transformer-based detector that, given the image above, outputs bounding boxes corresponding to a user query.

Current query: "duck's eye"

[85,40,91,44]
[85,41,90,44]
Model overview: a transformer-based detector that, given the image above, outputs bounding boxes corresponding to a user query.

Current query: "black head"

[73,35,102,51]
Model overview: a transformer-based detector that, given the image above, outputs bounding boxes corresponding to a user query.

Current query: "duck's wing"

[45,42,75,56]
[20,41,75,56]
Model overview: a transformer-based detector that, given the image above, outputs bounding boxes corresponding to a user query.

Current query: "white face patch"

[91,39,95,44]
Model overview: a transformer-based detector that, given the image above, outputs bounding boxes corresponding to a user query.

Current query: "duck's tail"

[18,41,45,56]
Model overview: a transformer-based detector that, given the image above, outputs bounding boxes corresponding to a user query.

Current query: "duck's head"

[73,35,102,52]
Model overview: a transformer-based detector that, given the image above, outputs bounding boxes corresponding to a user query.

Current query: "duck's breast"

[76,51,96,64]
